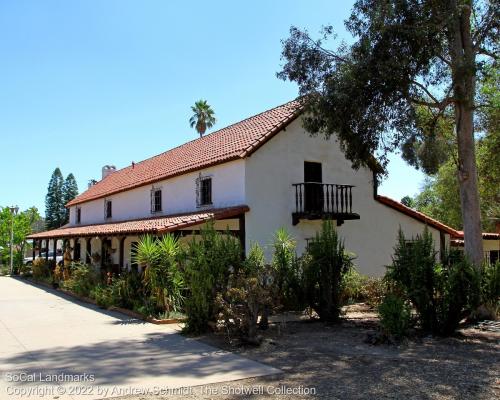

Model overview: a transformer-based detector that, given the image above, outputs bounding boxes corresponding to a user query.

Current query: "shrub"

[63,263,100,297]
[90,284,115,308]
[481,261,500,315]
[216,243,273,344]
[110,270,144,310]
[378,293,412,338]
[182,222,243,333]
[341,268,368,304]
[360,277,387,306]
[32,258,51,281]
[386,228,482,335]
[303,220,354,323]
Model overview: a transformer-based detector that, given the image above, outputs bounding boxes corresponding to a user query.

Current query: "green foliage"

[270,228,303,309]
[303,220,353,322]
[189,100,216,137]
[378,293,412,338]
[278,2,495,172]
[182,222,243,333]
[400,196,415,208]
[132,234,185,316]
[90,284,115,309]
[401,106,455,175]
[62,263,99,297]
[0,206,41,267]
[45,168,65,229]
[386,228,482,335]
[62,173,79,224]
[217,243,273,344]
[411,65,499,231]
[476,261,500,318]
[341,268,386,306]
[110,270,144,310]
[32,258,51,281]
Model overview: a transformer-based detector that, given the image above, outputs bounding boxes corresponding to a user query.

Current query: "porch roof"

[27,205,249,239]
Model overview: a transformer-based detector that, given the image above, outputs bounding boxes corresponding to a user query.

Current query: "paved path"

[0,277,279,399]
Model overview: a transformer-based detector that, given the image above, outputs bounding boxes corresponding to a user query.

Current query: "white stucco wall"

[244,117,447,277]
[69,159,246,225]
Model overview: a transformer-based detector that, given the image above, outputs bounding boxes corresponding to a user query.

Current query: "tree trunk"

[448,0,484,266]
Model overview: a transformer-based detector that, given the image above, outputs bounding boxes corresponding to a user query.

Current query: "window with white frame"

[76,207,81,224]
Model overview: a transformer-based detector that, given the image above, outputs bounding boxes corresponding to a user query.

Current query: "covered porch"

[27,205,249,272]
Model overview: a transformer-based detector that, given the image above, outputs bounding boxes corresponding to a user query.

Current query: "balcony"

[292,182,360,226]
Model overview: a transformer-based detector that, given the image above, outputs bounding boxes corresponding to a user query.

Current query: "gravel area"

[120,304,500,400]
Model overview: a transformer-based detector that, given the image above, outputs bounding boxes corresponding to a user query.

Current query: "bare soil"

[124,304,500,400]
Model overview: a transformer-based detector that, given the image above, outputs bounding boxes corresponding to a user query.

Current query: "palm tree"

[189,100,216,138]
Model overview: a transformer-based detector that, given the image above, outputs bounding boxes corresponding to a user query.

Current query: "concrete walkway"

[0,277,279,399]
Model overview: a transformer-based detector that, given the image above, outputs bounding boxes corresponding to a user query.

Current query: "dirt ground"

[122,304,499,400]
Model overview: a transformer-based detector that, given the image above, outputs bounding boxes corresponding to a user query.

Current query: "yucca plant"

[271,227,297,293]
[132,235,159,270]
[132,234,185,316]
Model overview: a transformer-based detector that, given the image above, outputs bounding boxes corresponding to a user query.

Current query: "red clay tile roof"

[67,100,303,207]
[376,195,459,235]
[27,206,249,239]
[452,230,500,240]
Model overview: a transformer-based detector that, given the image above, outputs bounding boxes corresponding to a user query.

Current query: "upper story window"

[151,188,162,213]
[105,200,112,219]
[197,176,212,207]
[76,207,81,224]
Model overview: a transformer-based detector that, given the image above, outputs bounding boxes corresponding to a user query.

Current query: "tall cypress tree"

[62,173,79,223]
[45,168,65,229]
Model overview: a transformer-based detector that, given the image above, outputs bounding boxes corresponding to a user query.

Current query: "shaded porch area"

[27,206,249,272]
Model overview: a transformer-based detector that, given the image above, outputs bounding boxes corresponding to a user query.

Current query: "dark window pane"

[200,178,212,205]
[154,190,162,212]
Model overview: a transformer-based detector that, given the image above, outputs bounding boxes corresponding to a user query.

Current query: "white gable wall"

[68,159,246,225]
[244,117,447,277]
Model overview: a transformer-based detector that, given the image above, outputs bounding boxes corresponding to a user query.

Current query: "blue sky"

[0,0,425,215]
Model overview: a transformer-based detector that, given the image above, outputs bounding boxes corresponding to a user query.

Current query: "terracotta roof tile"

[67,100,303,206]
[452,230,500,240]
[376,195,459,235]
[27,206,249,239]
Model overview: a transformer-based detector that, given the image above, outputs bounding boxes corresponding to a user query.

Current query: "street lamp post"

[8,206,19,275]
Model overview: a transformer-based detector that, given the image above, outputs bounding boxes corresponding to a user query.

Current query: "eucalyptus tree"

[278,0,498,266]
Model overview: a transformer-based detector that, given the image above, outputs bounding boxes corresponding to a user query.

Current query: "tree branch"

[477,47,499,60]
[472,8,497,50]
[411,80,441,104]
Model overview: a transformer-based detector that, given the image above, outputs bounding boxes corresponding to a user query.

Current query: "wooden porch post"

[32,240,36,261]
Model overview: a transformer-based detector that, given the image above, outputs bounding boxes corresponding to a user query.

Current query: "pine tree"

[62,173,79,224]
[45,168,65,229]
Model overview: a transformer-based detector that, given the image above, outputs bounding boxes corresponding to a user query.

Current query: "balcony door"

[304,162,323,213]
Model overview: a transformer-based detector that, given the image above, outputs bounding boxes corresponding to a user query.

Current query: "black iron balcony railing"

[292,182,360,226]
